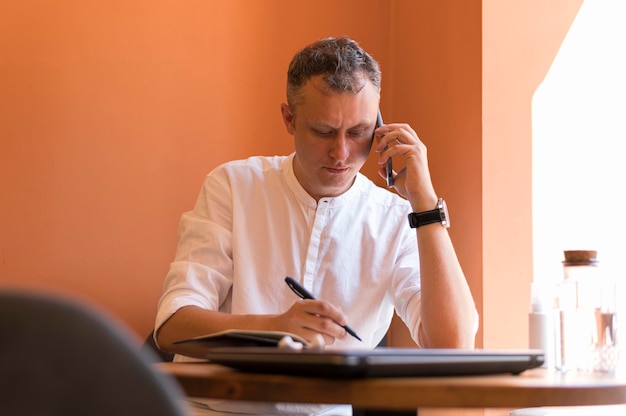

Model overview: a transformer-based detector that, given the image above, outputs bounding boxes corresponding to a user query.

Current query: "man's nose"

[329,135,350,161]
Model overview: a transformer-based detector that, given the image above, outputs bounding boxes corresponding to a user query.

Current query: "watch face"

[438,198,450,228]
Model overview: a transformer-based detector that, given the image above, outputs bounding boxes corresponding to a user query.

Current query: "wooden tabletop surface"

[158,362,626,410]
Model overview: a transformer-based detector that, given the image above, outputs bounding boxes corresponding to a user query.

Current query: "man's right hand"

[276,299,349,345]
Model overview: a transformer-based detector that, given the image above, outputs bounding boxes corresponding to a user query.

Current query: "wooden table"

[158,363,626,411]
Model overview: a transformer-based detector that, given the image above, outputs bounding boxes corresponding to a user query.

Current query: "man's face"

[281,75,380,201]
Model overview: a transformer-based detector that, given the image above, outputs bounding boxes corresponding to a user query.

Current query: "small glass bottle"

[529,280,554,368]
[554,250,618,372]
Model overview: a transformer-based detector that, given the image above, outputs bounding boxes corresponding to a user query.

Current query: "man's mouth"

[325,166,349,174]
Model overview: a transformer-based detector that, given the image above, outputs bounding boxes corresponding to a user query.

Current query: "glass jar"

[554,250,618,372]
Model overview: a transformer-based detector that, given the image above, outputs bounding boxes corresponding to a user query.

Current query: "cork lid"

[563,250,598,265]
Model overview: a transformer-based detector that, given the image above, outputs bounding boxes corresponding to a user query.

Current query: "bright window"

[532,0,626,366]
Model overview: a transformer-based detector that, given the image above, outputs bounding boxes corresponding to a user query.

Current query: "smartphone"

[376,109,394,187]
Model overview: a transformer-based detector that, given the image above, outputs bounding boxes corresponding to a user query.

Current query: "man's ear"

[280,103,296,135]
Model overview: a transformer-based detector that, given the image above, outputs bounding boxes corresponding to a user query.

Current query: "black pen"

[285,276,362,342]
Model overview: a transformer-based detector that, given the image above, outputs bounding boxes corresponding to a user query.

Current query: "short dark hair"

[286,37,381,108]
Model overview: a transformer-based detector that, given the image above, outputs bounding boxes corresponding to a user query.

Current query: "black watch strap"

[407,198,449,229]
[408,210,441,228]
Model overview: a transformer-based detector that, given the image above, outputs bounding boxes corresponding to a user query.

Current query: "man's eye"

[349,130,367,138]
[315,130,333,137]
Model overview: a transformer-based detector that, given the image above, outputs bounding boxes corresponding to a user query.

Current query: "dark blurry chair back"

[0,289,187,416]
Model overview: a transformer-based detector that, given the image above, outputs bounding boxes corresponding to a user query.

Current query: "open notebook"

[198,346,545,378]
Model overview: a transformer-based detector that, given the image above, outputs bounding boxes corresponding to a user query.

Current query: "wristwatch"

[408,198,450,229]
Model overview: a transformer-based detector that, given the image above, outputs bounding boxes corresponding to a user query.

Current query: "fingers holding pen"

[282,299,348,345]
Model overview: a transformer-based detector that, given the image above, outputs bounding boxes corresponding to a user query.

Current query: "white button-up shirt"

[156,154,422,349]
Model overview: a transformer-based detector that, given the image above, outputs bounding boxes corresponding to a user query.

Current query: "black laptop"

[199,347,544,378]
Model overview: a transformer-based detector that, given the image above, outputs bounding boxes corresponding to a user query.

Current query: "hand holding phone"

[376,109,394,187]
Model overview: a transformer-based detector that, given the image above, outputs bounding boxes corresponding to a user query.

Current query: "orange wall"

[382,0,484,347]
[0,0,582,355]
[0,0,393,337]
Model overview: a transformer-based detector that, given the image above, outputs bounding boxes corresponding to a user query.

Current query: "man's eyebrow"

[309,121,372,129]
[348,122,375,130]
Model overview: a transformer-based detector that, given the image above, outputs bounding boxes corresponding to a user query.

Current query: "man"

[155,36,477,415]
